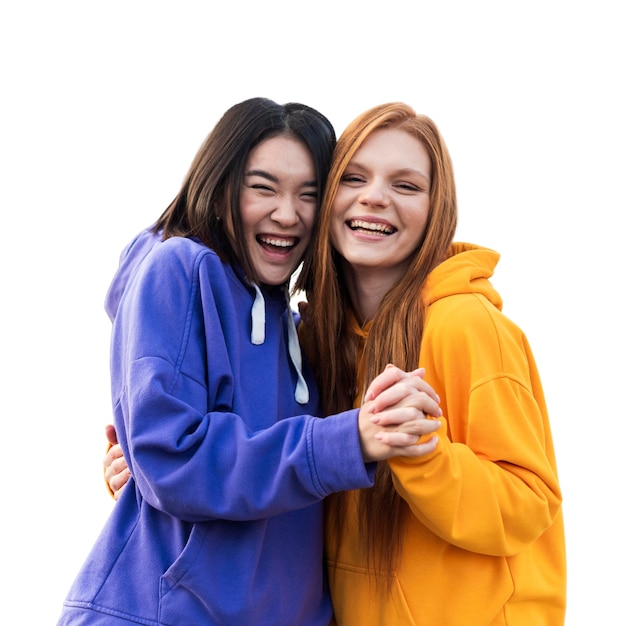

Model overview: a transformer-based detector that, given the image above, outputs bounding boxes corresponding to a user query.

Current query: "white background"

[1,1,623,624]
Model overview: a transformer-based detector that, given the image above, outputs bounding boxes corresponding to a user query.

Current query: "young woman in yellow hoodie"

[295,102,566,626]
[104,102,566,625]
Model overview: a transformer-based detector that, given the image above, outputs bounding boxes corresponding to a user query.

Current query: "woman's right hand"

[358,365,442,463]
[104,424,131,500]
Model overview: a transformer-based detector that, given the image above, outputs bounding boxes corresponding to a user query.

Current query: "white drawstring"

[283,286,309,405]
[249,282,309,404]
[250,283,265,345]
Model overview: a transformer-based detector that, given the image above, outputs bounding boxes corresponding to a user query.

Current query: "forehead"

[352,127,431,174]
[246,135,315,176]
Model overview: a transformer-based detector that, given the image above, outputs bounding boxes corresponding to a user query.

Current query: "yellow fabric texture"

[325,243,566,626]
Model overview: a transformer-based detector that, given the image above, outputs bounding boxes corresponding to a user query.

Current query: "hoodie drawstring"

[250,283,266,345]
[283,286,309,405]
[249,283,309,405]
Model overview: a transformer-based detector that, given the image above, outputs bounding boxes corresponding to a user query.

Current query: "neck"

[341,261,401,325]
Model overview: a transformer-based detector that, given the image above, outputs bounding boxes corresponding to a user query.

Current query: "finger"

[376,416,442,439]
[371,388,442,420]
[398,418,442,437]
[365,365,435,403]
[400,436,439,457]
[363,365,409,402]
[103,444,124,470]
[110,455,129,473]
[369,381,422,413]
[105,424,119,445]
[104,456,128,485]
[396,372,440,404]
[375,431,420,447]
[108,470,131,501]
[109,443,124,459]
[386,435,439,458]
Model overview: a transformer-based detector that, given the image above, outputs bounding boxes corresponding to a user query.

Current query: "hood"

[104,226,309,405]
[424,242,503,311]
[104,227,162,322]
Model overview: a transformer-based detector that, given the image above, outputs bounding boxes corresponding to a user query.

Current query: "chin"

[260,274,290,287]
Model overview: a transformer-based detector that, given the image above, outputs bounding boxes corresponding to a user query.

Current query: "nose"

[271,196,299,227]
[359,179,390,209]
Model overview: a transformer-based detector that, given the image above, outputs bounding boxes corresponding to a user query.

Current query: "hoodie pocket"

[328,555,512,626]
[158,524,216,625]
[328,561,418,626]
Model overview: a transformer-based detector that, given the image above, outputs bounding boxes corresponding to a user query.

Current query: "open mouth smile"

[348,219,396,236]
[257,235,298,252]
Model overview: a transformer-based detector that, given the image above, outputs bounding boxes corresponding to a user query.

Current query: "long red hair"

[297,102,458,575]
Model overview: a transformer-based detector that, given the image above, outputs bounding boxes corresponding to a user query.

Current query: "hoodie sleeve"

[112,239,373,522]
[388,292,562,557]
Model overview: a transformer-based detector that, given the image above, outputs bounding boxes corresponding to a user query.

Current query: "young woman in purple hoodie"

[57,98,442,626]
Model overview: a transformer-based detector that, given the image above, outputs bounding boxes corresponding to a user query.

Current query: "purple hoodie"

[57,228,374,625]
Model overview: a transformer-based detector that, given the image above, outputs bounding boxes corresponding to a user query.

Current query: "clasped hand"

[104,365,442,500]
[358,364,442,463]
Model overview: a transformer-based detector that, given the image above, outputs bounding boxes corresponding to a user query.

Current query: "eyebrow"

[348,162,431,184]
[245,169,318,187]
[245,169,279,183]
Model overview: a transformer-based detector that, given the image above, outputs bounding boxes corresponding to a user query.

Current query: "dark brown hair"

[152,97,336,284]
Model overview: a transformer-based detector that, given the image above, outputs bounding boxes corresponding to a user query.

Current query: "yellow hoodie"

[325,243,566,626]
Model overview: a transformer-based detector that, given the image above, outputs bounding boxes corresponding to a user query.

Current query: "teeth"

[349,219,394,234]
[259,236,295,248]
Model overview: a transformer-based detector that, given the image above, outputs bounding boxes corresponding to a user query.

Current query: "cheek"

[417,209,430,235]
[296,203,315,237]
[327,194,350,248]
[239,191,267,228]
[302,204,317,230]
[405,203,429,233]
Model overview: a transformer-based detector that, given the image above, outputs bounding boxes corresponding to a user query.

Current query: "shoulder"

[137,236,222,279]
[121,237,221,301]
[153,236,215,261]
[433,291,526,347]
[425,291,533,380]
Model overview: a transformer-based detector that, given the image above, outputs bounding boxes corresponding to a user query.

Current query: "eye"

[396,182,420,191]
[340,173,366,185]
[394,181,426,194]
[249,184,275,194]
[301,191,318,202]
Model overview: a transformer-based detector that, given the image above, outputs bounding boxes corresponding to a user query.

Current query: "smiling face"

[330,127,432,288]
[229,135,318,287]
